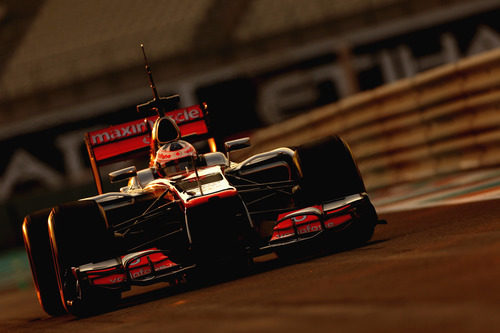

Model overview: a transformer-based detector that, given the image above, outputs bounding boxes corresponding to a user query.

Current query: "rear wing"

[85,103,210,194]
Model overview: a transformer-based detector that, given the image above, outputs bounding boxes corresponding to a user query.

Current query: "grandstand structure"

[1,0,499,136]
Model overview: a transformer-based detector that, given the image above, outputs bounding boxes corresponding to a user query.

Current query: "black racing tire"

[295,135,366,205]
[342,201,378,248]
[222,251,254,278]
[48,200,120,316]
[22,209,66,316]
[275,247,302,262]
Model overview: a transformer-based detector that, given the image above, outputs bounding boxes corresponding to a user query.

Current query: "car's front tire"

[22,209,66,316]
[48,200,120,316]
[294,136,377,247]
[295,135,366,204]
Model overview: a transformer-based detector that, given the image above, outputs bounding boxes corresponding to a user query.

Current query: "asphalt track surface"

[1,199,500,332]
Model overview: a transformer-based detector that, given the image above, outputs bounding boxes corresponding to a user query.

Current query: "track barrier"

[235,48,500,190]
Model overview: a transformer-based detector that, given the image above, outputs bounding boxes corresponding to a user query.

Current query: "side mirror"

[203,152,229,167]
[152,116,180,145]
[224,137,251,161]
[109,166,137,183]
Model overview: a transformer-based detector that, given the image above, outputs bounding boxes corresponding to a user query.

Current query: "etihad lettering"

[0,150,64,201]
[257,23,500,124]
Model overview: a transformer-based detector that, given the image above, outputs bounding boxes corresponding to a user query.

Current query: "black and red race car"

[22,52,383,317]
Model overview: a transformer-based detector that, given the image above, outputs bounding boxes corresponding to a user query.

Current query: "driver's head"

[155,140,196,178]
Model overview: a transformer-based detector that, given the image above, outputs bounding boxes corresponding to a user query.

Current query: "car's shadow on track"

[113,238,389,314]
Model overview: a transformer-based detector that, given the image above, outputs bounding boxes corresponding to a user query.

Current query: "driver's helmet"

[154,140,197,178]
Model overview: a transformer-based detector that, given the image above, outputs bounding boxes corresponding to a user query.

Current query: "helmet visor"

[161,157,193,177]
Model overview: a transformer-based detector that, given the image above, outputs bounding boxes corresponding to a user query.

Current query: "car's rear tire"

[48,200,120,316]
[22,209,66,316]
[295,135,366,204]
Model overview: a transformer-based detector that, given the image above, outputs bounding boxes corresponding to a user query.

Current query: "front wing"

[261,193,376,250]
[75,249,195,290]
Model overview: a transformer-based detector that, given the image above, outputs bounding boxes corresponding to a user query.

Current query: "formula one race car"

[22,49,383,317]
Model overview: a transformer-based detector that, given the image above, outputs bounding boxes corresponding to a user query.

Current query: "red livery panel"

[82,249,179,287]
[270,204,353,242]
[86,105,208,163]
